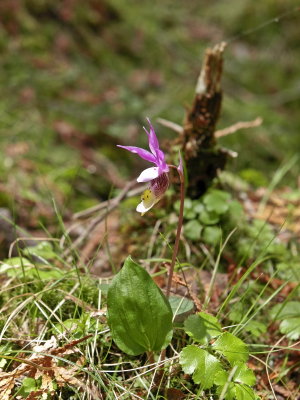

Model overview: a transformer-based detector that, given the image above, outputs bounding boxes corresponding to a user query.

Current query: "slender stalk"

[166,166,185,297]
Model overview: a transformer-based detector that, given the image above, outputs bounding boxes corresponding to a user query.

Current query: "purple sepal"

[117,145,156,164]
[117,118,169,180]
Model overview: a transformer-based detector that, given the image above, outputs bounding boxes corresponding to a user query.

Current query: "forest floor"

[0,1,299,399]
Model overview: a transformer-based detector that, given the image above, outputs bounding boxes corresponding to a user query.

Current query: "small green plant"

[270,301,300,340]
[228,302,267,339]
[107,119,184,356]
[107,256,173,355]
[180,312,257,400]
[175,188,243,245]
[106,121,259,399]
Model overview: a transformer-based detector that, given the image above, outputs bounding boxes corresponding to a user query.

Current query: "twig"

[62,180,137,257]
[156,118,183,134]
[215,117,263,138]
[73,184,144,220]
[157,116,262,141]
[265,335,286,400]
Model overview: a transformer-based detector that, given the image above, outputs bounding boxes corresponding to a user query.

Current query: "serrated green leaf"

[214,369,229,385]
[217,382,256,400]
[184,220,202,240]
[180,345,223,389]
[233,384,256,400]
[229,303,244,322]
[215,363,255,389]
[107,256,173,355]
[233,363,256,386]
[212,332,249,365]
[279,317,300,340]
[184,312,222,344]
[216,382,236,400]
[244,320,267,338]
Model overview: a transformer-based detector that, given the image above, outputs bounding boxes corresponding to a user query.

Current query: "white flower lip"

[137,167,160,183]
[136,201,155,215]
[136,196,162,215]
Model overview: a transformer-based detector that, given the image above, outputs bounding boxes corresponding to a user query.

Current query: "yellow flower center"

[141,189,156,208]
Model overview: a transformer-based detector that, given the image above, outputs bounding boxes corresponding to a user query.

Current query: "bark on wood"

[178,42,228,198]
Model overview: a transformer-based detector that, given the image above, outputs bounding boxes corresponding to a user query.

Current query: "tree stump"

[179,42,228,198]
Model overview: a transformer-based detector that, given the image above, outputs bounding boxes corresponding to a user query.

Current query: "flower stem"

[166,166,185,297]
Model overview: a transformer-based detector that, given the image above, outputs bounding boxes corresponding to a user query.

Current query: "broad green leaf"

[270,301,300,320]
[203,190,230,215]
[169,296,194,323]
[202,226,222,245]
[184,312,222,344]
[279,317,300,340]
[107,256,173,355]
[0,257,64,279]
[271,302,300,340]
[32,268,64,280]
[212,332,249,364]
[184,220,202,240]
[0,257,32,276]
[23,241,57,261]
[180,345,223,389]
[18,378,39,397]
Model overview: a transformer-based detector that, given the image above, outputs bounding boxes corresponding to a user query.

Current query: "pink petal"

[137,167,160,183]
[156,148,168,171]
[117,145,156,164]
[144,118,160,156]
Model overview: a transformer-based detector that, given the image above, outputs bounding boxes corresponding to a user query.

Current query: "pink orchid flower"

[117,118,170,215]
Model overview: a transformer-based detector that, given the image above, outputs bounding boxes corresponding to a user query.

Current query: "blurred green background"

[0,0,299,225]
